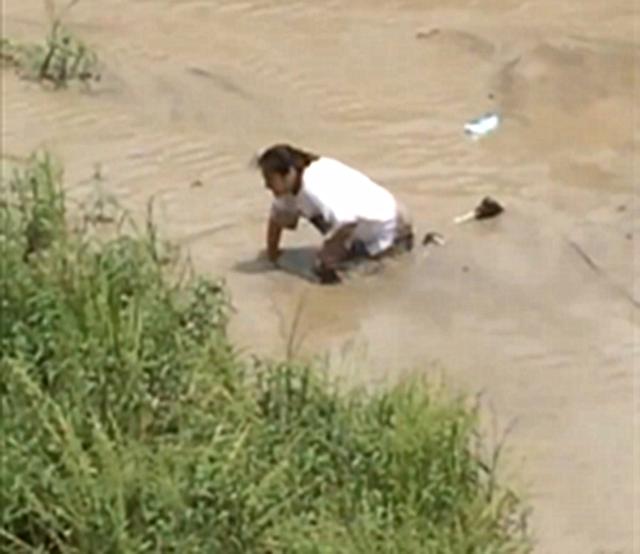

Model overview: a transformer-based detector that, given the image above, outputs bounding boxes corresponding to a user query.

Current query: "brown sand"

[2,1,638,552]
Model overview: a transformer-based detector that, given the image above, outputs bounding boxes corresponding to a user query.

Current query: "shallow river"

[3,1,639,551]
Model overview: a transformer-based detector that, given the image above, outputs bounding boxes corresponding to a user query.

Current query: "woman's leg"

[369,212,414,261]
[313,214,413,282]
[314,224,357,283]
[393,212,414,253]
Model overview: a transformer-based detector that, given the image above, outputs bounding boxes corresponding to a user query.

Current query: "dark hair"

[256,144,319,176]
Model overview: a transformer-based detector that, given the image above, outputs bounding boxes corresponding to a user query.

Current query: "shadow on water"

[234,245,388,285]
[233,246,320,283]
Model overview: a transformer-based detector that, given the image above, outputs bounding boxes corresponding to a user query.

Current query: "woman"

[257,144,413,283]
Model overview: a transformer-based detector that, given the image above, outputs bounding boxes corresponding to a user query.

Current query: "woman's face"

[264,168,297,197]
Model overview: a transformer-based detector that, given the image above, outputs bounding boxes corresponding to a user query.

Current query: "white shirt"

[271,157,399,255]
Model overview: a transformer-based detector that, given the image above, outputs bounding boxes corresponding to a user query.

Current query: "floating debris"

[464,112,501,139]
[454,197,505,224]
[422,232,446,246]
[416,28,440,39]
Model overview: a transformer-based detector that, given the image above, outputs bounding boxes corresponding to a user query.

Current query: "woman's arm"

[266,217,284,262]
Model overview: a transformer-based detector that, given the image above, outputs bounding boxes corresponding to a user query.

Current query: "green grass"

[0,152,531,553]
[1,1,100,87]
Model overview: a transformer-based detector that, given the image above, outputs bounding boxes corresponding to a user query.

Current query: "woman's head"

[256,144,318,196]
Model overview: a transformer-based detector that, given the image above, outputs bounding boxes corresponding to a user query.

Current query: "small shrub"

[1,1,100,87]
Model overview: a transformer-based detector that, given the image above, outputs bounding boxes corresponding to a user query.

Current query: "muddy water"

[3,0,639,551]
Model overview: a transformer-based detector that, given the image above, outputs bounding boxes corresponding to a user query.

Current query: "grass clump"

[0,152,531,553]
[1,1,100,87]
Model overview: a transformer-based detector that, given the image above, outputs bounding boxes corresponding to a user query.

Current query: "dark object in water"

[454,196,505,224]
[475,197,504,219]
[422,232,445,246]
